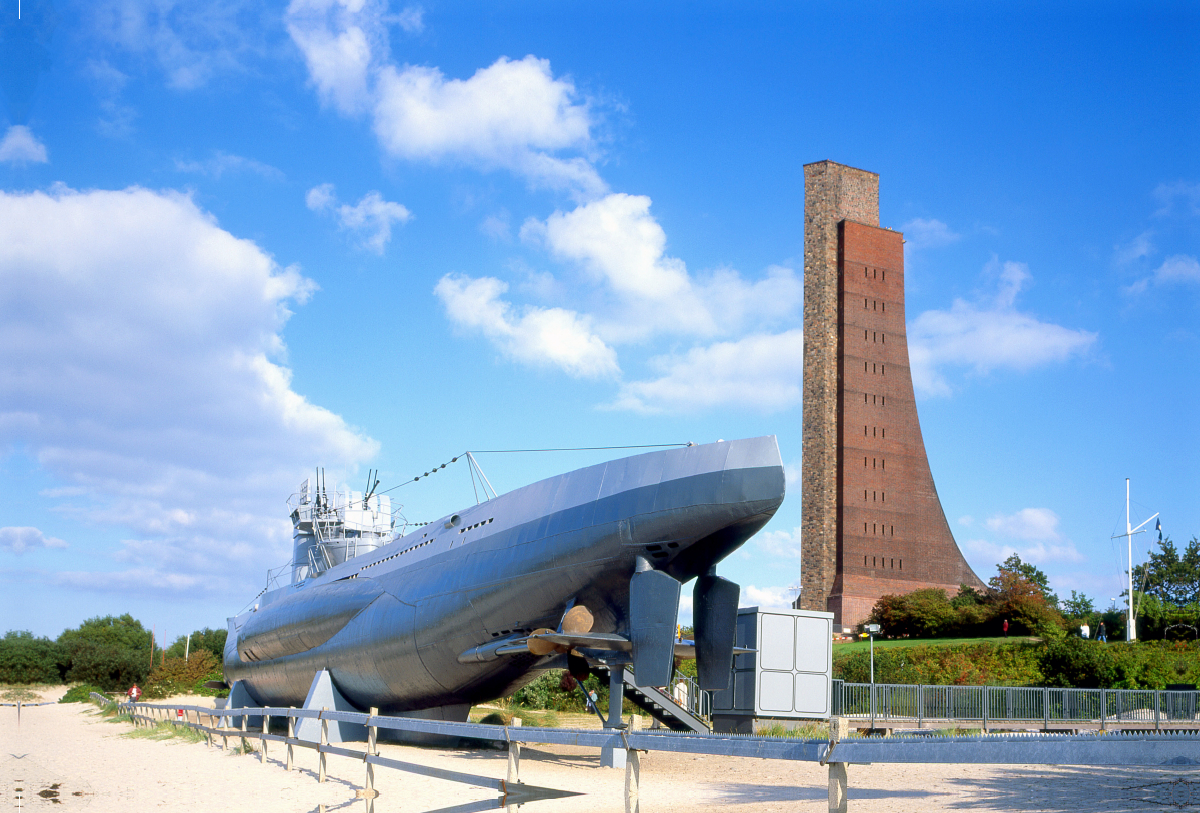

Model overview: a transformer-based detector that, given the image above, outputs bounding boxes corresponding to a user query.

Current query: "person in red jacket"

[1002,619,1009,637]
[127,684,142,702]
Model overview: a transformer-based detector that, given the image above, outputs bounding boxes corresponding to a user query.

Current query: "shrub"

[0,631,65,684]
[868,589,957,638]
[143,651,222,699]
[60,684,108,703]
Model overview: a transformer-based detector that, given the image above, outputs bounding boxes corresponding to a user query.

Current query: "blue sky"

[1,1,1196,641]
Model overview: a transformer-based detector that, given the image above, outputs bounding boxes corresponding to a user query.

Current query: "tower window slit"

[864,392,868,403]
[864,361,868,373]
[883,302,886,312]
[890,558,894,569]
[864,555,868,566]
[864,456,867,467]
[899,558,902,569]
[864,425,867,436]
[891,525,894,536]
[864,298,868,309]
[882,459,885,470]
[864,524,867,535]
[864,489,867,500]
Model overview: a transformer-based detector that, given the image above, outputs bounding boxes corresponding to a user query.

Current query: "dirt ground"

[4,686,1199,812]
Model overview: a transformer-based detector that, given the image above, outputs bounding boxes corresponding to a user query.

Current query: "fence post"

[319,708,328,783]
[286,710,295,772]
[982,686,988,733]
[507,717,522,786]
[1155,691,1161,732]
[1043,687,1049,731]
[918,685,924,728]
[365,706,379,806]
[869,684,876,731]
[1100,689,1106,732]
[828,761,848,813]
[625,747,641,813]
[261,714,269,763]
[241,712,248,754]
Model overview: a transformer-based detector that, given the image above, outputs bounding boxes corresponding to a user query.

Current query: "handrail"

[835,682,1200,729]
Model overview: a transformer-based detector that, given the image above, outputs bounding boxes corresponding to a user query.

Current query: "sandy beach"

[4,687,1199,812]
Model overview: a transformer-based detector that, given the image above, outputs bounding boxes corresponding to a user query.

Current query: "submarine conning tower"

[290,477,393,584]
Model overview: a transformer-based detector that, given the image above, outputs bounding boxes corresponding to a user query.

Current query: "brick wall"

[799,161,879,612]
[799,161,984,629]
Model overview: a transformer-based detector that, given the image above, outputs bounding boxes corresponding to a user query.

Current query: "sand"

[4,687,1199,812]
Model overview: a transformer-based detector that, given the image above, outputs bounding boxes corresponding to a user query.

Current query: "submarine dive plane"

[224,436,785,721]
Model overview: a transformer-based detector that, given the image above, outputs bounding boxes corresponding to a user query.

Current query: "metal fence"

[833,680,1200,730]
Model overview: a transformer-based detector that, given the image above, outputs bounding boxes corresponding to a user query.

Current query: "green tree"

[165,627,228,662]
[1060,590,1095,619]
[57,614,153,692]
[990,554,1058,608]
[1133,536,1200,606]
[868,588,957,638]
[0,630,65,684]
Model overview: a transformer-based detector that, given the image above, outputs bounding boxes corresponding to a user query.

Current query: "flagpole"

[1127,479,1134,642]
[1114,479,1160,643]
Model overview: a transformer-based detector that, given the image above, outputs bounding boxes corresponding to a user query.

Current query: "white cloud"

[89,0,263,90]
[175,151,284,180]
[434,274,619,378]
[372,57,604,197]
[902,217,959,251]
[908,259,1097,397]
[0,126,49,164]
[1153,181,1200,218]
[394,5,424,34]
[754,524,803,560]
[0,185,376,595]
[286,2,603,197]
[611,330,804,414]
[0,527,68,555]
[985,508,1062,541]
[1114,231,1155,266]
[286,0,389,115]
[480,212,511,241]
[523,193,802,342]
[306,184,412,254]
[742,585,795,609]
[963,538,1084,567]
[1127,254,1200,294]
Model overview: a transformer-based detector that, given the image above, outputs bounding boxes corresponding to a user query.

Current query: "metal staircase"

[595,665,711,733]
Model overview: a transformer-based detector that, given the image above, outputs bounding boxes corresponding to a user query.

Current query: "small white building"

[711,606,834,734]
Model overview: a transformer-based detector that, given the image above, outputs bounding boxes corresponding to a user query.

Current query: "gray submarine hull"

[224,436,785,713]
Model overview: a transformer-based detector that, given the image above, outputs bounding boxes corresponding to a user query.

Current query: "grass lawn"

[832,635,1040,653]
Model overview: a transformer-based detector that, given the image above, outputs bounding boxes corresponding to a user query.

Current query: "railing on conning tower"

[285,476,397,585]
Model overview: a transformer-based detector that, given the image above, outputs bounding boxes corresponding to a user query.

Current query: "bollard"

[828,762,848,813]
[286,711,295,772]
[507,717,522,787]
[319,708,328,783]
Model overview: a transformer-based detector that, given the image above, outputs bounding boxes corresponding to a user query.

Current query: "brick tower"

[798,161,984,630]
